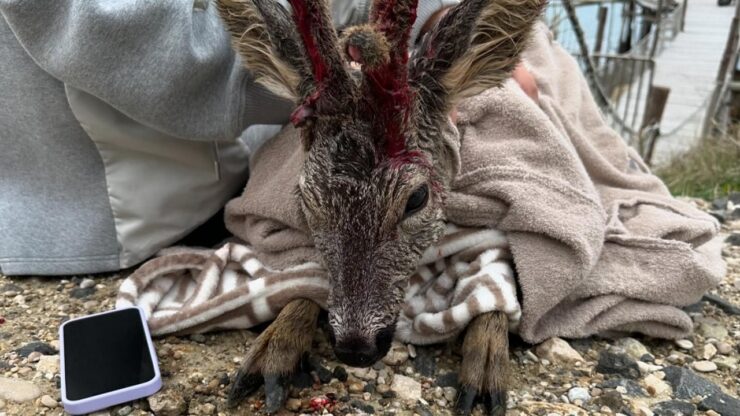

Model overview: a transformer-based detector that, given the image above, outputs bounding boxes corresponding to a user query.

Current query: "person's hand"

[512,63,539,102]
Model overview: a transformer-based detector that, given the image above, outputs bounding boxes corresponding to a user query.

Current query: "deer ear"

[411,0,545,107]
[217,0,304,101]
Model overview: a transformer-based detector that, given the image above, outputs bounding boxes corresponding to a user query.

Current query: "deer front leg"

[228,298,321,413]
[457,311,510,416]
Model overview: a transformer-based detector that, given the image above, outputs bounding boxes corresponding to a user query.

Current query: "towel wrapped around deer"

[116,0,725,413]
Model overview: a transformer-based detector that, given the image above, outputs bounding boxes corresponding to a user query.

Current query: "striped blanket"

[116,225,521,344]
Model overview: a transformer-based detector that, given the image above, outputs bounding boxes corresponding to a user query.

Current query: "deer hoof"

[455,384,507,416]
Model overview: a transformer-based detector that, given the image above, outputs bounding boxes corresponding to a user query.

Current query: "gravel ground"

[1,196,738,416]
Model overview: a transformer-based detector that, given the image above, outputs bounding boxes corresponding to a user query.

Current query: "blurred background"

[543,0,739,200]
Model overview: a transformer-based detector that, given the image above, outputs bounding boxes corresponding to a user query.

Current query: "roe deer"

[217,0,543,413]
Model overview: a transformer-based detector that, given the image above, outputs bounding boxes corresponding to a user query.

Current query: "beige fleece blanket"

[118,23,725,344]
[117,225,520,344]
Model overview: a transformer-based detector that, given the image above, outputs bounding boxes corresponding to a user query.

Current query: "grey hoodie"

[0,0,456,276]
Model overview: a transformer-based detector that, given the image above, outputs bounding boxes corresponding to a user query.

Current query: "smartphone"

[59,307,162,415]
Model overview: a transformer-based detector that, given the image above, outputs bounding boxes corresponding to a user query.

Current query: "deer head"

[219,0,543,367]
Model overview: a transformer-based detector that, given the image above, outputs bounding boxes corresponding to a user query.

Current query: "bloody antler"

[365,0,419,158]
[288,0,352,126]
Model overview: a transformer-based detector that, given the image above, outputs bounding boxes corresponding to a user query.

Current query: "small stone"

[643,374,671,397]
[637,361,663,375]
[652,400,696,416]
[535,337,584,363]
[80,278,96,289]
[701,344,717,360]
[596,350,641,379]
[376,384,390,394]
[382,342,409,366]
[594,390,625,412]
[333,366,348,382]
[27,352,42,363]
[443,387,457,402]
[40,394,57,408]
[712,355,738,370]
[567,387,591,403]
[725,233,740,246]
[116,405,133,416]
[349,382,365,394]
[285,398,302,412]
[634,404,653,416]
[390,374,421,402]
[715,342,733,355]
[70,286,96,299]
[674,340,693,350]
[690,360,717,373]
[601,378,646,397]
[617,338,650,360]
[662,366,720,400]
[36,355,59,375]
[699,392,740,416]
[147,388,187,416]
[695,319,728,341]
[15,341,57,357]
[189,334,206,343]
[347,367,376,381]
[0,377,42,402]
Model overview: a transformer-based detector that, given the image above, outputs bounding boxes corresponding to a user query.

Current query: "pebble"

[637,360,663,375]
[383,342,410,366]
[36,355,59,375]
[40,394,57,408]
[390,374,421,402]
[596,350,641,379]
[674,339,693,350]
[0,377,42,402]
[695,318,728,341]
[15,341,57,357]
[701,343,717,360]
[535,337,584,363]
[634,404,654,416]
[26,351,42,363]
[80,278,96,289]
[442,387,457,402]
[70,286,96,299]
[716,342,733,355]
[662,366,719,399]
[617,338,650,360]
[285,398,302,412]
[652,400,696,416]
[690,360,717,372]
[116,405,133,416]
[643,374,671,397]
[348,382,365,394]
[332,366,348,382]
[713,355,738,370]
[347,367,376,381]
[699,392,740,416]
[567,387,591,403]
[147,388,187,416]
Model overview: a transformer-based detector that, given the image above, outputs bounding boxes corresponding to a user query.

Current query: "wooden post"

[594,6,608,55]
[702,0,740,137]
[641,85,671,164]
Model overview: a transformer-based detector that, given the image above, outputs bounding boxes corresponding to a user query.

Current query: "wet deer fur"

[218,0,543,408]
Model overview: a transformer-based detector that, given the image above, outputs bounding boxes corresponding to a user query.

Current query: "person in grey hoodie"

[0,0,458,276]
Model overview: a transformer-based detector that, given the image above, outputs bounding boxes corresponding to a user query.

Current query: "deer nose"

[331,327,395,368]
[334,335,378,367]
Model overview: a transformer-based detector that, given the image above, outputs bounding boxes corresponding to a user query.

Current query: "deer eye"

[404,185,429,218]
